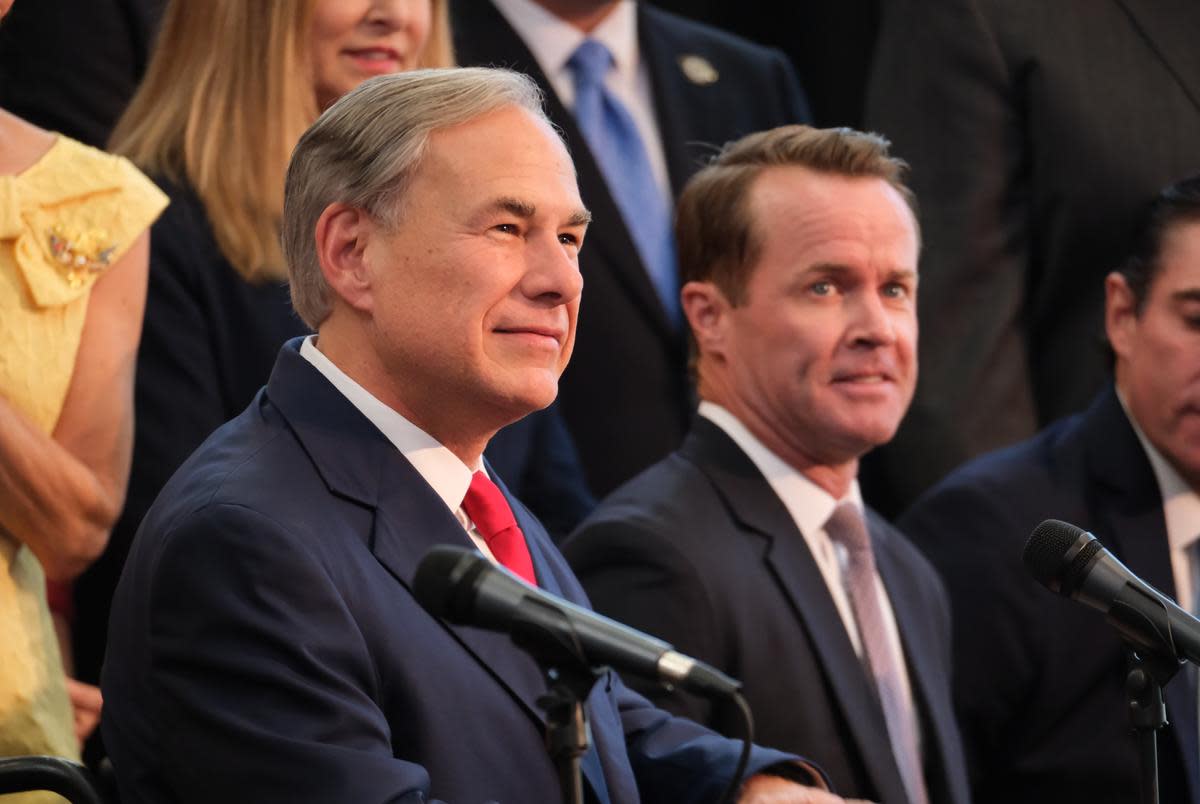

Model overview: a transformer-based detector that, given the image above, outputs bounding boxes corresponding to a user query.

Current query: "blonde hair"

[284,68,547,328]
[110,0,454,283]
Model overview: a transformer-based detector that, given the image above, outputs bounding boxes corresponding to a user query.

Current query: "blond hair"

[676,125,916,305]
[283,68,547,328]
[110,0,454,283]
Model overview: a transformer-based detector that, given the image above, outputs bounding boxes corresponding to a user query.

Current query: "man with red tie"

[99,68,850,804]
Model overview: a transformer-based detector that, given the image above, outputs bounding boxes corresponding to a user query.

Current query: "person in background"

[899,176,1200,804]
[0,0,168,790]
[564,124,968,804]
[451,0,811,499]
[862,0,1200,517]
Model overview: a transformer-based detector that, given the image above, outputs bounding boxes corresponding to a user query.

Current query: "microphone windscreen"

[1023,519,1088,587]
[413,545,481,620]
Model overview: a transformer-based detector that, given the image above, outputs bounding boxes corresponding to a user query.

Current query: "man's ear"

[315,202,376,313]
[1105,270,1138,361]
[681,280,732,360]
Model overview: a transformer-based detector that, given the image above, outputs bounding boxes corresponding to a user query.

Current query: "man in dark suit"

[899,177,1200,803]
[450,0,811,498]
[565,125,970,804]
[863,0,1200,516]
[101,67,849,804]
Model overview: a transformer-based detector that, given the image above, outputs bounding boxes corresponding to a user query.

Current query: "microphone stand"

[1124,648,1180,804]
[511,616,606,804]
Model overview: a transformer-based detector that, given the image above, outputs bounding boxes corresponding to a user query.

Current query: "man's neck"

[530,0,620,33]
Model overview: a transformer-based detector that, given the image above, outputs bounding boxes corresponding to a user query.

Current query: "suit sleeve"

[543,524,818,801]
[563,516,725,725]
[144,504,443,804]
[864,0,1039,510]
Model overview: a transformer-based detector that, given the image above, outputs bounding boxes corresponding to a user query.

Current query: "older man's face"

[1111,220,1200,489]
[715,167,919,467]
[361,104,588,426]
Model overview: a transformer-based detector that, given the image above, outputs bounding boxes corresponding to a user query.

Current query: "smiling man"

[99,69,849,804]
[564,125,969,804]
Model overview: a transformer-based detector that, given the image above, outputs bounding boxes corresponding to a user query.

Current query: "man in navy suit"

[564,126,969,804]
[100,68,852,803]
[899,176,1200,803]
[451,0,811,499]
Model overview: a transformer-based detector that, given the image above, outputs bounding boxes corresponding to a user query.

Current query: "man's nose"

[847,289,898,346]
[522,234,584,304]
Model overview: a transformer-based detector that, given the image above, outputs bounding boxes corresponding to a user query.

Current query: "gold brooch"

[47,224,116,288]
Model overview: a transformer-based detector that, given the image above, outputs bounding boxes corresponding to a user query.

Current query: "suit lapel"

[268,342,553,736]
[1084,389,1200,801]
[681,419,910,803]
[638,6,721,195]
[1113,0,1200,114]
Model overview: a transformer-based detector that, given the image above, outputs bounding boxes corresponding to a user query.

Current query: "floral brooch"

[47,223,117,288]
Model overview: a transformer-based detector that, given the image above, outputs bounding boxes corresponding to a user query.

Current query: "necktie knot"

[461,471,537,586]
[568,38,614,89]
[825,502,872,556]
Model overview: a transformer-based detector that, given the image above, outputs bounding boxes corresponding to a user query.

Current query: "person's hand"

[738,774,875,803]
[67,678,103,744]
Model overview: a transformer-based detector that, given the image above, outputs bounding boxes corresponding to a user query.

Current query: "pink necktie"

[826,502,929,804]
[461,471,537,586]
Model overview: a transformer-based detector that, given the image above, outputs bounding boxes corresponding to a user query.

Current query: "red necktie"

[461,471,537,586]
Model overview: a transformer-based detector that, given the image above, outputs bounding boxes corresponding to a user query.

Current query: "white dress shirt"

[489,0,672,200]
[299,336,499,561]
[698,401,918,717]
[1120,391,1200,611]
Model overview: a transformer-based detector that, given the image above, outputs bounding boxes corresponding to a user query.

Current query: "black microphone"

[413,545,742,699]
[1023,519,1200,666]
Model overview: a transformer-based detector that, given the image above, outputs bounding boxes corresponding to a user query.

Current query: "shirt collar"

[698,400,864,534]
[490,0,639,86]
[299,335,483,515]
[1118,387,1200,552]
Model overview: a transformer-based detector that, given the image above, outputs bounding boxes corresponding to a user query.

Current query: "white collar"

[1118,387,1200,552]
[299,336,482,515]
[698,400,864,534]
[490,0,640,88]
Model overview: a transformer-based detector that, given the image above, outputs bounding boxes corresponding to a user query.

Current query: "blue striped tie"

[568,38,680,327]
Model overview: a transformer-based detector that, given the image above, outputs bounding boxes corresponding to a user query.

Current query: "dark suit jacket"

[899,387,1199,804]
[101,341,802,804]
[0,0,166,147]
[563,418,970,804]
[863,0,1200,515]
[75,180,593,693]
[451,1,811,497]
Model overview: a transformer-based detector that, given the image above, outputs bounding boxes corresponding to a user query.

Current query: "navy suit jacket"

[899,387,1200,804]
[563,418,970,804]
[451,1,811,498]
[102,341,800,804]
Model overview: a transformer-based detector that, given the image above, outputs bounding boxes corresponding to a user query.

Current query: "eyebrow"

[484,196,592,227]
[805,263,918,282]
[1173,288,1200,303]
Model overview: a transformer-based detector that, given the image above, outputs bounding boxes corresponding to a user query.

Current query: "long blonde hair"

[110,0,454,282]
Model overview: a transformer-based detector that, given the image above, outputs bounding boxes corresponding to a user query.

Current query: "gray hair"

[282,67,549,328]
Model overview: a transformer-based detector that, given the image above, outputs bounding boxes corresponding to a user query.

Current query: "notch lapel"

[681,420,910,803]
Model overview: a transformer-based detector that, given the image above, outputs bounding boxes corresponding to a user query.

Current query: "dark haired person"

[900,176,1200,803]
